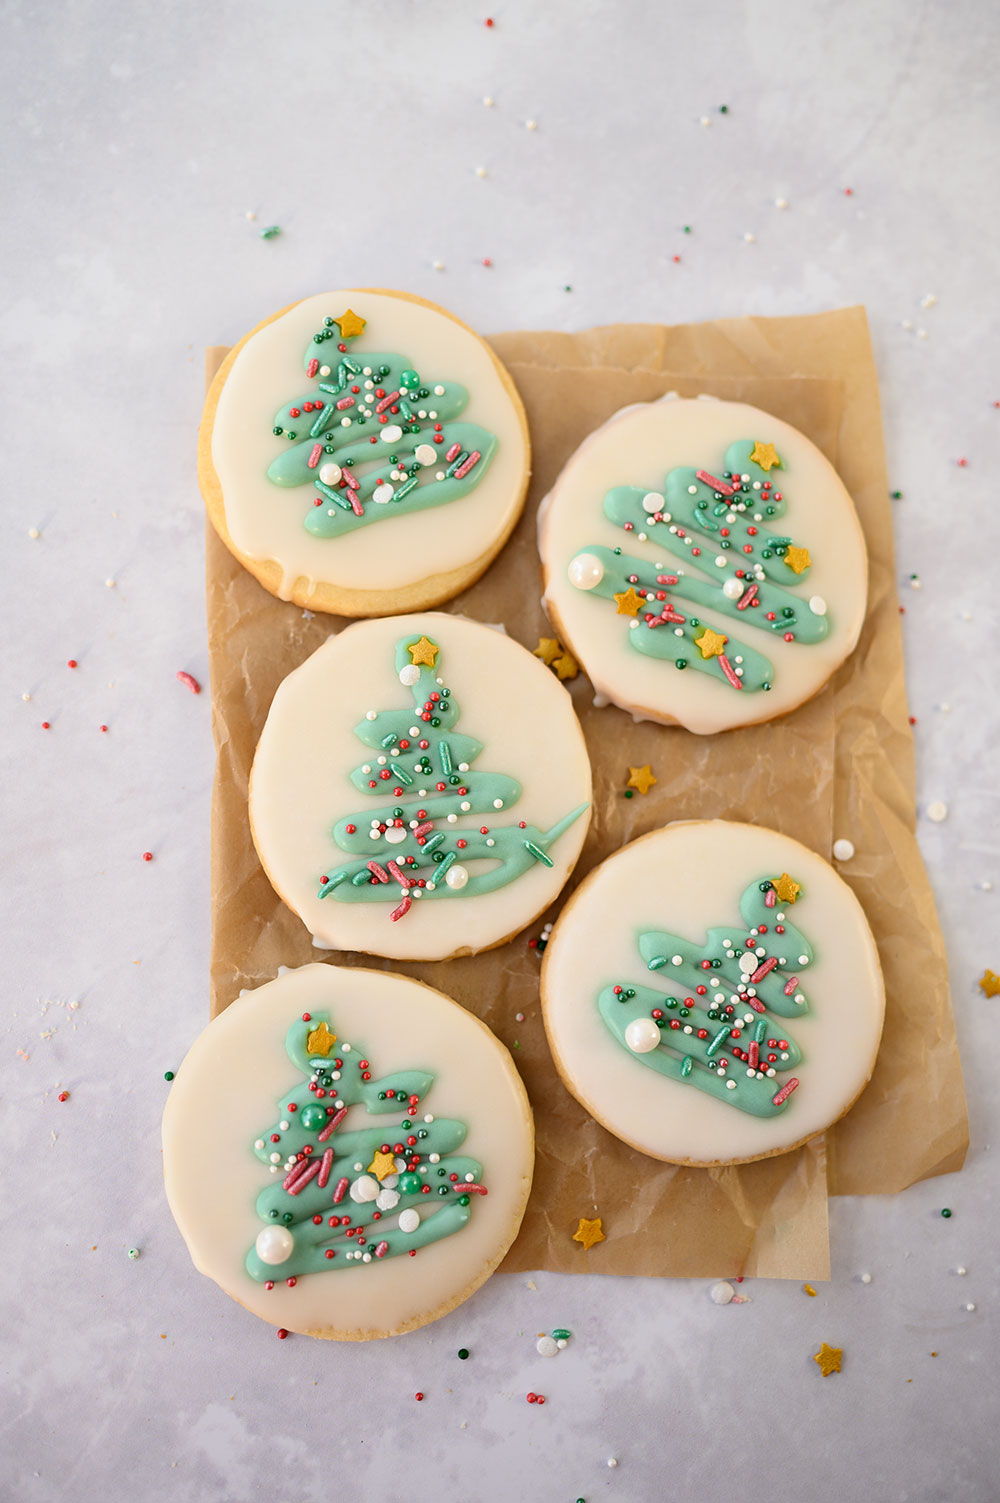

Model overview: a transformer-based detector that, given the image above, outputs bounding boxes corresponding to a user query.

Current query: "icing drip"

[267,314,498,537]
[245,1011,484,1282]
[316,634,588,915]
[598,877,813,1117]
[568,439,829,693]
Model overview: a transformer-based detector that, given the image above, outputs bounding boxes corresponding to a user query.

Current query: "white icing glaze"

[541,820,885,1164]
[250,613,592,960]
[211,291,529,597]
[162,964,534,1338]
[538,398,869,735]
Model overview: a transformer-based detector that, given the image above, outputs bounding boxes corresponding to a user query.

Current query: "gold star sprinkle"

[813,1342,843,1376]
[783,545,812,575]
[533,637,561,666]
[407,636,439,667]
[368,1149,398,1182]
[554,652,579,681]
[333,308,366,340]
[306,1021,337,1057]
[750,441,781,472]
[772,873,801,904]
[979,969,1000,998]
[694,627,728,660]
[613,587,644,617]
[627,764,657,795]
[572,1217,606,1251]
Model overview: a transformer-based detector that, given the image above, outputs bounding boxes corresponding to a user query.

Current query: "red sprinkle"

[176,671,201,695]
[58,1091,69,1102]
[142,852,153,862]
[277,1329,289,1340]
[41,721,50,730]
[99,724,108,733]
[67,659,78,669]
[415,1392,424,1401]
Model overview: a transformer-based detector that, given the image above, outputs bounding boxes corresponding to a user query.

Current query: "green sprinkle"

[314,480,351,512]
[389,762,413,786]
[891,490,903,500]
[436,850,458,881]
[439,741,453,776]
[318,870,348,899]
[352,869,373,886]
[310,405,332,438]
[524,840,554,867]
[941,1208,952,1218]
[675,658,688,669]
[422,832,445,855]
[680,1055,693,1078]
[552,1328,572,1340]
[682,224,692,233]
[259,225,281,239]
[624,788,634,798]
[719,104,729,113]
[458,1348,470,1360]
[754,1018,768,1044]
[395,475,419,501]
[127,1247,140,1259]
[647,955,667,970]
[705,1024,731,1059]
[164,1071,175,1082]
[564,284,573,292]
[446,449,469,478]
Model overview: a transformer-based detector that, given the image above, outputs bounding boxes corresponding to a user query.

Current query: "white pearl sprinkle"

[475,165,487,178]
[927,801,948,822]
[775,197,788,209]
[833,839,855,862]
[860,1273,872,1284]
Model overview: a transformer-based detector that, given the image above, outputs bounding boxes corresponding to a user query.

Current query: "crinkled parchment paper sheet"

[203,306,967,1282]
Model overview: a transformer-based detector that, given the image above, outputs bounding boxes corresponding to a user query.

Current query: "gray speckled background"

[3,2,998,1500]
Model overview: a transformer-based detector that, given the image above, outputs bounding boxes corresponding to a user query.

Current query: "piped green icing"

[245,1010,482,1282]
[569,439,828,694]
[316,634,588,913]
[598,877,813,1117]
[267,314,498,537]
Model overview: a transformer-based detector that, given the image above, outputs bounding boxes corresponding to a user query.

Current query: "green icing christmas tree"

[598,873,814,1118]
[267,307,497,538]
[316,632,588,922]
[567,438,829,694]
[246,1009,485,1283]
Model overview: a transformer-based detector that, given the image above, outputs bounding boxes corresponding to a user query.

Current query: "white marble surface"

[3,3,998,1500]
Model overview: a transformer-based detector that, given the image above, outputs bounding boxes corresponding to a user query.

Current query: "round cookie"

[162,964,534,1340]
[540,820,885,1166]
[250,613,592,961]
[538,396,868,734]
[200,290,530,615]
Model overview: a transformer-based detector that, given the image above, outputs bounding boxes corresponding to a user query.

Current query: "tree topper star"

[694,627,728,660]
[333,308,366,340]
[772,872,801,904]
[407,636,439,667]
[613,587,644,617]
[306,1021,337,1056]
[750,441,781,472]
[813,1342,843,1376]
[627,764,657,795]
[783,545,811,575]
[572,1216,606,1251]
[368,1149,399,1182]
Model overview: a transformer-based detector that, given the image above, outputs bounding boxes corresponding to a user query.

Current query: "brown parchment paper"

[203,306,967,1283]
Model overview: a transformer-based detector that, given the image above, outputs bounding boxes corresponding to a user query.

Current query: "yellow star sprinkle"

[407,636,439,667]
[750,441,781,472]
[572,1217,606,1251]
[333,308,366,340]
[694,627,728,660]
[533,637,562,666]
[813,1342,843,1376]
[783,545,812,575]
[613,587,644,617]
[368,1149,399,1182]
[306,1021,337,1057]
[772,873,801,904]
[627,764,657,795]
[979,969,1000,998]
[553,652,579,681]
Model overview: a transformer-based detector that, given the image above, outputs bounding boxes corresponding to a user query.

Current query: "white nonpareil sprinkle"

[832,839,855,862]
[475,165,487,178]
[607,1458,618,1469]
[926,801,948,823]
[775,197,789,209]
[743,231,756,243]
[860,1273,872,1284]
[28,528,40,539]
[965,1303,976,1312]
[709,1280,735,1305]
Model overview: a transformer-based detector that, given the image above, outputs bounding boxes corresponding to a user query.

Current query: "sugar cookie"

[538,397,868,733]
[200,290,530,614]
[162,964,534,1339]
[249,613,592,960]
[541,820,884,1165]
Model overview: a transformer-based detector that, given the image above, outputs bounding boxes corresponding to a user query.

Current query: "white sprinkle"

[956,1266,967,1276]
[525,119,537,131]
[105,578,116,588]
[699,115,712,127]
[917,328,928,340]
[902,319,913,330]
[432,260,445,271]
[921,293,937,308]
[710,1280,735,1305]
[965,1303,976,1312]
[482,96,494,107]
[775,197,789,209]
[475,165,487,178]
[926,801,948,823]
[833,839,855,862]
[861,1273,872,1284]
[28,528,40,539]
[607,1458,618,1469]
[21,692,30,702]
[536,1335,558,1357]
[743,231,756,243]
